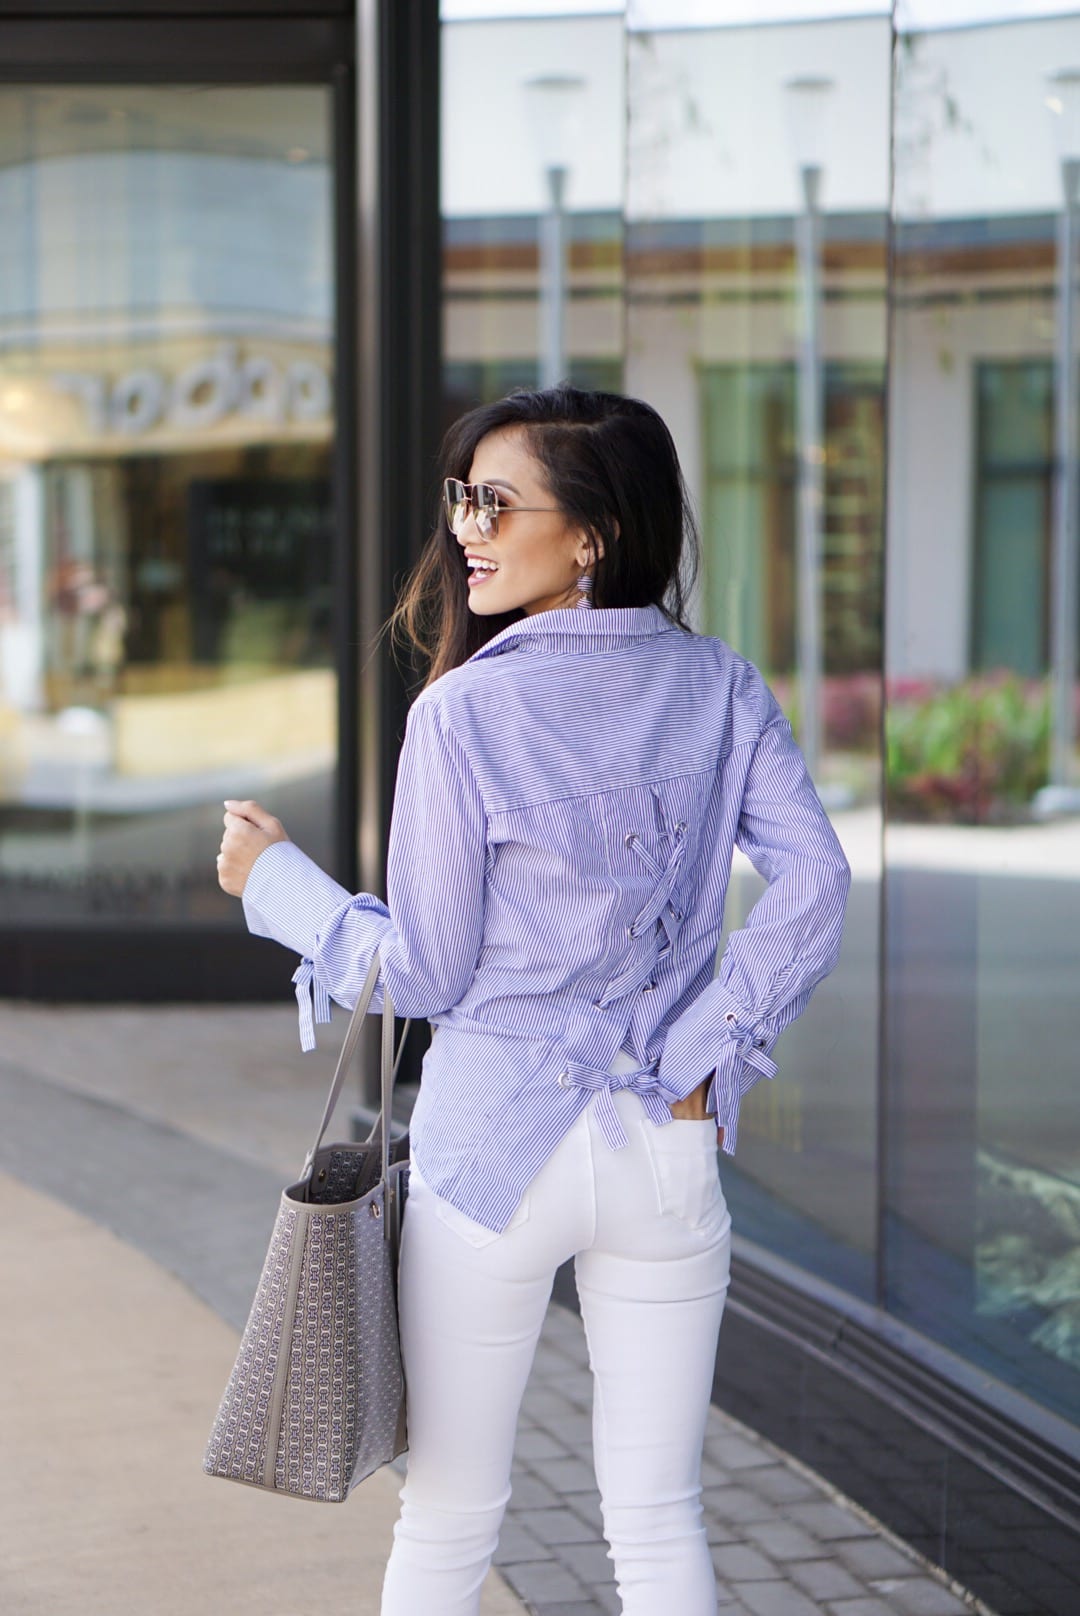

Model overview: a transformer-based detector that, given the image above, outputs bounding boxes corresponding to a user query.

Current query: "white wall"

[441,12,890,220]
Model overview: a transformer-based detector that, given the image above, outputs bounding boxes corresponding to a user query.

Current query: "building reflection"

[0,85,337,922]
[439,0,1080,1436]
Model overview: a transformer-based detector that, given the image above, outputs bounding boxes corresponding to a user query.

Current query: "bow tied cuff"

[728,1017,779,1082]
[703,1012,778,1153]
[292,958,333,1052]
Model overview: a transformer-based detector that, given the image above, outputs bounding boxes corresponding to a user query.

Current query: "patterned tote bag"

[203,948,412,1501]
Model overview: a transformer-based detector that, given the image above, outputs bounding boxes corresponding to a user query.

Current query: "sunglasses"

[443,478,560,540]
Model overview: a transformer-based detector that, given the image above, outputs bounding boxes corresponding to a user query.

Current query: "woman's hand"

[669,1075,725,1144]
[217,799,290,897]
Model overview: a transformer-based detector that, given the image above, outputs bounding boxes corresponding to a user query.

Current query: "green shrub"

[885,674,1050,823]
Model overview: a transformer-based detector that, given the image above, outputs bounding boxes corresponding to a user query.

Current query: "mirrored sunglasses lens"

[475,485,498,536]
[445,480,468,532]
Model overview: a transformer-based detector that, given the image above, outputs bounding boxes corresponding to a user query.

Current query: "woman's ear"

[589,519,618,563]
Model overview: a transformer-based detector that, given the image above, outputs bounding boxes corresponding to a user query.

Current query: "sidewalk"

[0,1171,521,1616]
[0,1004,996,1616]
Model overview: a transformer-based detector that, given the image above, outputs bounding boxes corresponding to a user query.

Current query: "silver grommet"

[557,1070,570,1088]
[626,925,636,938]
[624,831,638,846]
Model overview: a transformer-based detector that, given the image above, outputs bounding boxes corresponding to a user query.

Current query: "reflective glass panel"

[0,86,336,924]
[440,11,625,423]
[887,10,1080,1420]
[623,6,888,1297]
[439,1,885,1302]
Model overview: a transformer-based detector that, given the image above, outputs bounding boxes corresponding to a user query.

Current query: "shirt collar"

[466,603,678,662]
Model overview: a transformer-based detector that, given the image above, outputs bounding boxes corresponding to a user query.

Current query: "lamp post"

[784,75,834,784]
[523,74,587,390]
[1035,70,1080,815]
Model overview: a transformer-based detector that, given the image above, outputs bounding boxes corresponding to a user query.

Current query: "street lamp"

[1035,69,1080,816]
[784,75,834,784]
[522,74,587,390]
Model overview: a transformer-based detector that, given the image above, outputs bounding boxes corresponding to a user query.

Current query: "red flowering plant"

[768,672,882,754]
[824,672,882,751]
[762,672,881,808]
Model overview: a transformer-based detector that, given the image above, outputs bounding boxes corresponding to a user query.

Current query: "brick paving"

[439,1296,994,1616]
[0,1005,998,1616]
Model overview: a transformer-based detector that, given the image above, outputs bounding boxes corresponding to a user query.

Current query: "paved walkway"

[0,1171,519,1616]
[0,1004,996,1616]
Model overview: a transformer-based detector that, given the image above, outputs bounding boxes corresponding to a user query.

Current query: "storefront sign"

[51,342,331,437]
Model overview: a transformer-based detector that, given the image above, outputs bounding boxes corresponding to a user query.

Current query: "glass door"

[0,83,338,944]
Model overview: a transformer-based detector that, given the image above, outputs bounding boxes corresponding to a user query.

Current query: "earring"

[574,570,594,608]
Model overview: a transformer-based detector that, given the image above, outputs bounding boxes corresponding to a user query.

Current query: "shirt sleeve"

[241,694,488,1049]
[655,696,851,1153]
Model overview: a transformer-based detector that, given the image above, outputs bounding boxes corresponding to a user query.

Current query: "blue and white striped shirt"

[242,603,851,1232]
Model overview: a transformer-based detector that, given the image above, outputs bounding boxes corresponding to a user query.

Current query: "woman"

[216,385,851,1616]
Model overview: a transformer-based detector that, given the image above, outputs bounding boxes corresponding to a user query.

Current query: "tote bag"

[203,948,412,1501]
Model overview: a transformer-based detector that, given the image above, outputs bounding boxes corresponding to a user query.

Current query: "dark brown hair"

[385,383,701,690]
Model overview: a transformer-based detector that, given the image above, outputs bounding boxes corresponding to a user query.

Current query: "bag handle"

[299,947,411,1184]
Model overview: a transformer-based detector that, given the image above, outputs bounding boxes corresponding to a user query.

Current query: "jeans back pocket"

[641,1118,727,1236]
[414,1166,533,1250]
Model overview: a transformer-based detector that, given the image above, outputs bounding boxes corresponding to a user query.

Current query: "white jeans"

[380,1051,733,1616]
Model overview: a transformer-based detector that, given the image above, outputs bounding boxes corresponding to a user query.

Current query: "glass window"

[974,361,1053,676]
[0,85,336,925]
[438,0,1080,1433]
[701,361,884,678]
[438,2,887,1302]
[887,12,1080,1422]
[624,11,888,1298]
